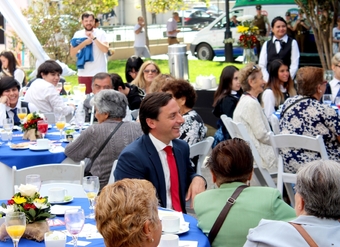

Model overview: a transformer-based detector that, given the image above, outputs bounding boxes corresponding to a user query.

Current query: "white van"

[190,0,299,60]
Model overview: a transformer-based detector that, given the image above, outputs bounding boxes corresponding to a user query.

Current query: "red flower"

[23,203,36,210]
[7,199,14,205]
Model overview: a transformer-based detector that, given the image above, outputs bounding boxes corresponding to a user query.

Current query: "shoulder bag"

[289,222,318,247]
[84,121,123,176]
[208,184,248,244]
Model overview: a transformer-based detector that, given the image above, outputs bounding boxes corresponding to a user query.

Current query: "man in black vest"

[0,76,38,126]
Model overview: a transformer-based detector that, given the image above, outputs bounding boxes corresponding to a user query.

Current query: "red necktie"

[163,146,182,212]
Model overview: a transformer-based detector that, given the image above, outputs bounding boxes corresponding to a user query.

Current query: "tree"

[23,0,118,63]
[295,0,339,70]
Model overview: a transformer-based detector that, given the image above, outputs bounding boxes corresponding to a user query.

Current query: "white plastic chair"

[131,109,139,120]
[269,114,280,134]
[222,116,276,188]
[189,136,214,175]
[269,132,329,206]
[12,163,84,194]
[40,183,87,198]
[108,160,118,184]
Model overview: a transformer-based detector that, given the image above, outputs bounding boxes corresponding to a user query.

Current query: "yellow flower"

[34,198,46,204]
[237,26,249,33]
[13,196,27,204]
[26,113,33,121]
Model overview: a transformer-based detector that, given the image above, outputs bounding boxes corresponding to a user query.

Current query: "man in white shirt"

[328,53,340,102]
[24,60,75,117]
[167,12,180,45]
[0,77,38,126]
[134,16,150,58]
[70,11,109,94]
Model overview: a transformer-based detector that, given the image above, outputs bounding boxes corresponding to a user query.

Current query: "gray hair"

[295,160,340,220]
[93,89,127,119]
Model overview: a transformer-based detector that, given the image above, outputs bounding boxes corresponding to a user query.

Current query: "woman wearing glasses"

[131,61,161,94]
[279,66,340,174]
[233,63,277,171]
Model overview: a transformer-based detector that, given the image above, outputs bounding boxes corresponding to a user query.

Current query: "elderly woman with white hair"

[244,160,340,246]
[65,89,143,190]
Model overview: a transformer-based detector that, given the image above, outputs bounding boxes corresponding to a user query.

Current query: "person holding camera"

[294,9,311,53]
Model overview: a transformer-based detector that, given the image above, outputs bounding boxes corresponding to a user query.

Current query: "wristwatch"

[93,37,97,41]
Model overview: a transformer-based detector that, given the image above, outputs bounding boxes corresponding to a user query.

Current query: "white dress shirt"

[259,34,300,82]
[328,77,340,102]
[24,78,73,116]
[0,100,38,126]
[149,133,173,209]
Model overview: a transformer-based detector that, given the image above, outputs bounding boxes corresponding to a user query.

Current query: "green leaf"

[28,208,36,217]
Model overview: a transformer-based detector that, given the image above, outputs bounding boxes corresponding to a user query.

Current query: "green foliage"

[65,59,244,84]
[145,0,210,13]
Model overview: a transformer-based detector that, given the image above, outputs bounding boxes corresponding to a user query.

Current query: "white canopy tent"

[0,0,76,76]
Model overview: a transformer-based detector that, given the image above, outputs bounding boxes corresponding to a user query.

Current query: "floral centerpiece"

[236,15,258,64]
[0,184,55,242]
[22,112,45,141]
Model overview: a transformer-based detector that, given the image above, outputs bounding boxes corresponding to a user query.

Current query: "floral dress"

[180,110,206,146]
[279,95,340,173]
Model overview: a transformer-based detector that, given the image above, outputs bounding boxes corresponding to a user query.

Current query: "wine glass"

[37,120,48,139]
[5,212,26,247]
[26,174,41,191]
[78,84,86,96]
[64,209,85,247]
[3,118,14,146]
[75,109,85,133]
[64,82,72,97]
[55,116,66,141]
[17,108,28,124]
[82,176,99,219]
[56,82,63,94]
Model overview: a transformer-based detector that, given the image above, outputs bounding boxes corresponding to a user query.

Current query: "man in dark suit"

[115,92,206,212]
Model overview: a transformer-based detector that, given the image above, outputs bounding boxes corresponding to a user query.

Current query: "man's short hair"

[256,5,262,10]
[173,12,179,17]
[37,60,63,78]
[95,18,99,23]
[81,11,95,20]
[139,92,173,134]
[285,11,291,16]
[0,76,20,95]
[110,73,125,90]
[92,72,112,88]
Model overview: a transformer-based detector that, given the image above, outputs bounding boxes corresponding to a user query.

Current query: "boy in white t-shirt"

[134,16,150,58]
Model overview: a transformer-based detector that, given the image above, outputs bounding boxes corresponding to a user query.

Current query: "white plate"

[50,196,73,205]
[10,145,30,150]
[29,145,51,151]
[162,222,190,235]
[50,205,80,215]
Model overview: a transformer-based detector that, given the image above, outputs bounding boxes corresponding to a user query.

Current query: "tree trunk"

[141,0,150,48]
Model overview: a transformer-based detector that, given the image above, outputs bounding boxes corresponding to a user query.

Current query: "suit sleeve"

[270,189,296,221]
[114,150,146,180]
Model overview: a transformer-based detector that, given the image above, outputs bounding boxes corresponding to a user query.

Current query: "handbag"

[208,184,248,244]
[84,121,123,176]
[289,222,318,247]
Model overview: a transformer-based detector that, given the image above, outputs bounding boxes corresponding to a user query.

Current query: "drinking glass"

[55,116,66,141]
[64,209,85,247]
[322,94,332,106]
[64,82,72,96]
[335,96,340,110]
[17,108,27,124]
[75,109,85,133]
[82,176,99,219]
[73,86,81,97]
[56,82,63,94]
[3,118,14,146]
[5,212,26,247]
[78,84,86,96]
[26,174,41,191]
[37,120,48,139]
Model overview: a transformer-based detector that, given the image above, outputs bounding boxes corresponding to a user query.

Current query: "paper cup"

[162,215,180,233]
[158,234,179,247]
[48,188,67,202]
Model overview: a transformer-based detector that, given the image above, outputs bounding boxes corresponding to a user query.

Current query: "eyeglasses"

[143,69,158,74]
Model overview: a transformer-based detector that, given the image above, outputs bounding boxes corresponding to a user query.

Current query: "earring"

[150,238,154,242]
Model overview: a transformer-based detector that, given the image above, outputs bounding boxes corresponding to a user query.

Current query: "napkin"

[50,205,81,215]
[49,145,65,153]
[63,223,102,239]
[179,241,198,247]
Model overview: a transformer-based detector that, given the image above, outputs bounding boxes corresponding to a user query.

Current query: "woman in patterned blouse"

[161,79,206,146]
[279,66,340,173]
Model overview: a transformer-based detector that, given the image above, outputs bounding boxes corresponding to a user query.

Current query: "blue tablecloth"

[0,198,210,247]
[0,130,67,169]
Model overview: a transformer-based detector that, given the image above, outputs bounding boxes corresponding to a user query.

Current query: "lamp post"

[224,0,233,62]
